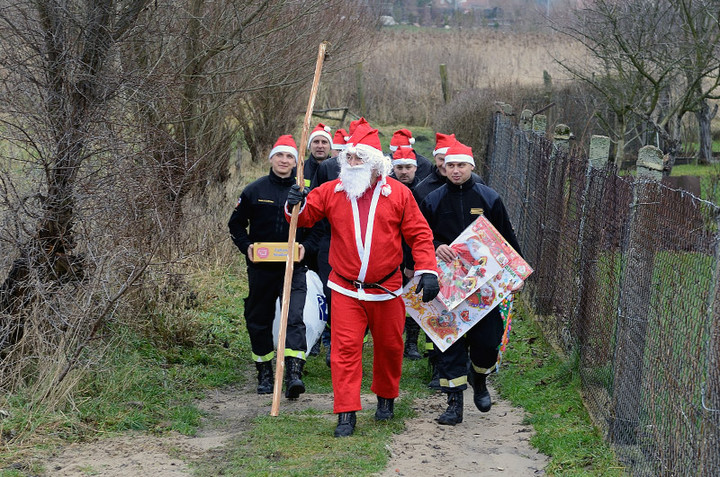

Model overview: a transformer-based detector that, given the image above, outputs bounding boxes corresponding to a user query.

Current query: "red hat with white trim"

[308,123,333,149]
[333,129,348,150]
[392,148,417,166]
[269,135,298,162]
[433,132,456,157]
[347,117,369,138]
[346,122,382,152]
[389,129,415,152]
[443,141,474,166]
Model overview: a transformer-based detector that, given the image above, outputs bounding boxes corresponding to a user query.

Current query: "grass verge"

[495,300,626,476]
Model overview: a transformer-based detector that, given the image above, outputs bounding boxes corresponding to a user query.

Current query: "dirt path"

[40,382,547,476]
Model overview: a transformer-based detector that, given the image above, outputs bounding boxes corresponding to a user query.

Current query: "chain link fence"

[486,109,720,476]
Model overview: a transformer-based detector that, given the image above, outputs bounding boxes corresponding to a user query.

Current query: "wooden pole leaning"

[271,42,328,416]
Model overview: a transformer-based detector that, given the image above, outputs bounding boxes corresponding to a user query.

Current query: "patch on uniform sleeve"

[470,207,484,215]
[236,197,242,205]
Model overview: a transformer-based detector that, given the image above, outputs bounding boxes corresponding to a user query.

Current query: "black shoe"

[436,392,463,426]
[309,340,320,356]
[403,318,422,360]
[284,357,306,400]
[403,341,422,360]
[375,396,395,421]
[255,361,273,395]
[334,411,356,437]
[472,371,492,412]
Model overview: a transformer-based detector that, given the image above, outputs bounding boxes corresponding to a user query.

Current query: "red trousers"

[330,292,406,413]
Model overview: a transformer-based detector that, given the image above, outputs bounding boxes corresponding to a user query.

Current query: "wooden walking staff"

[271,42,328,416]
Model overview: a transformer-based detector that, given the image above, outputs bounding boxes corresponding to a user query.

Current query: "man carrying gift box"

[228,134,316,399]
[420,141,524,426]
[285,120,440,437]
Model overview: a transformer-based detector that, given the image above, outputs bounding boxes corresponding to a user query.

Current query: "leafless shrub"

[434,81,605,171]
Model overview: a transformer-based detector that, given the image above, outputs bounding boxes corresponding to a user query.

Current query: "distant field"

[320,28,581,125]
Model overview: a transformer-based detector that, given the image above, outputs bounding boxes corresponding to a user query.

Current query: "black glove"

[414,273,440,303]
[287,184,309,207]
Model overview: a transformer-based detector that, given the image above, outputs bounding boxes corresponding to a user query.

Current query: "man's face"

[393,163,417,185]
[445,162,473,185]
[310,137,331,160]
[434,153,447,176]
[340,151,379,199]
[270,151,295,178]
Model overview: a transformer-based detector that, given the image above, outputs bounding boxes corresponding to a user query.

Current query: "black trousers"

[437,307,504,393]
[244,265,308,361]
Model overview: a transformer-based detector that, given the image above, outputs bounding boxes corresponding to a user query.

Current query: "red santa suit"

[290,174,438,413]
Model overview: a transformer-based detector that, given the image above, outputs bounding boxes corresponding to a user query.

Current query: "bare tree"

[552,0,720,168]
[0,0,150,351]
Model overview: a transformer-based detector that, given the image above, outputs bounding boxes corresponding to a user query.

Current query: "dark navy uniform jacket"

[419,177,521,256]
[228,168,318,270]
[414,165,486,205]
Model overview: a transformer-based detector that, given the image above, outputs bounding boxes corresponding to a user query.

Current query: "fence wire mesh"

[486,111,720,476]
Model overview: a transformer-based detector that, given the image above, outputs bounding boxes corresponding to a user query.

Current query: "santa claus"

[286,119,440,437]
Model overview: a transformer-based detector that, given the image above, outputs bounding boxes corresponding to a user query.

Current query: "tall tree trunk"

[696,99,717,165]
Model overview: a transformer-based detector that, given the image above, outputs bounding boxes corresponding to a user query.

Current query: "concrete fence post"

[535,125,572,318]
[520,109,533,132]
[532,114,547,137]
[589,135,610,169]
[611,145,663,445]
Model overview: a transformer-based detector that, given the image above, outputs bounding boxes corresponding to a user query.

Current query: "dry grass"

[319,28,582,126]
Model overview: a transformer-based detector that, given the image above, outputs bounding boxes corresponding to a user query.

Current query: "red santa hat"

[307,123,333,149]
[347,117,369,139]
[392,148,417,167]
[333,128,348,150]
[268,134,298,162]
[433,132,456,157]
[389,129,415,152]
[443,142,475,166]
[346,122,382,153]
[337,120,393,196]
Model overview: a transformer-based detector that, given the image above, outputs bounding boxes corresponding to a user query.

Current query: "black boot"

[255,361,273,395]
[375,396,395,421]
[472,370,492,412]
[334,411,356,437]
[436,391,464,426]
[427,355,440,390]
[403,318,422,360]
[284,357,306,400]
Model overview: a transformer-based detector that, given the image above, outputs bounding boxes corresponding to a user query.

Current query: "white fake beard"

[339,160,374,200]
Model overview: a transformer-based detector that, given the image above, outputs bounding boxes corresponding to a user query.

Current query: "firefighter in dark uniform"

[388,128,433,182]
[303,123,333,188]
[390,147,423,360]
[228,134,315,398]
[420,141,523,425]
[414,132,486,390]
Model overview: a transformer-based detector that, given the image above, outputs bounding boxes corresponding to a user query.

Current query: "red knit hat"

[443,142,474,166]
[389,129,415,152]
[391,148,417,166]
[308,123,333,149]
[346,122,382,152]
[333,129,348,150]
[433,132,456,157]
[269,135,298,162]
